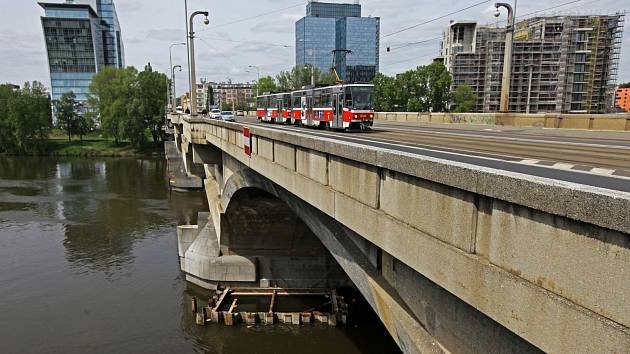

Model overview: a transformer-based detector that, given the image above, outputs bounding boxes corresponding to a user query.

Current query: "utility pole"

[188,11,209,116]
[169,42,185,113]
[495,2,515,113]
[331,49,351,84]
[172,65,182,112]
[304,64,315,87]
[248,65,261,96]
[184,0,191,107]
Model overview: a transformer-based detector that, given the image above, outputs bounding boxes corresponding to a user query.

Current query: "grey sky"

[0,0,628,96]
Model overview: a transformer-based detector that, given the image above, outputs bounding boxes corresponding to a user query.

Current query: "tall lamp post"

[304,64,315,87]
[169,42,186,113]
[188,11,209,116]
[172,65,182,112]
[495,2,515,113]
[248,65,261,96]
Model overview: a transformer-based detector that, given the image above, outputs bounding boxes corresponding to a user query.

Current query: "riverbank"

[45,137,164,157]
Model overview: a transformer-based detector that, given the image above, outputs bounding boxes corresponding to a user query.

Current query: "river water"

[0,157,400,354]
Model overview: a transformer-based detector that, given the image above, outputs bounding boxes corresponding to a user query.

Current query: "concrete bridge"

[167,113,630,354]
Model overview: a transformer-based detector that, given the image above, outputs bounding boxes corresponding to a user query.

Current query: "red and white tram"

[255,84,374,130]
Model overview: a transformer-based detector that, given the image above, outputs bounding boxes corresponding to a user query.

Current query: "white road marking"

[520,159,541,165]
[553,163,576,170]
[590,168,616,176]
[375,125,630,150]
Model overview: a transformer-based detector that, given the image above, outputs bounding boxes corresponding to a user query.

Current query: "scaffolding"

[443,13,626,114]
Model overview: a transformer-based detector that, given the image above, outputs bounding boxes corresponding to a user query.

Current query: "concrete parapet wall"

[373,112,630,131]
[172,115,630,353]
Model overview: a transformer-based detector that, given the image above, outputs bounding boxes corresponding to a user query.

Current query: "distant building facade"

[616,87,630,112]
[441,14,625,113]
[39,0,125,103]
[296,1,379,83]
[209,82,255,110]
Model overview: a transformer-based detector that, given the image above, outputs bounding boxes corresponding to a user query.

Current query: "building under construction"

[440,14,625,113]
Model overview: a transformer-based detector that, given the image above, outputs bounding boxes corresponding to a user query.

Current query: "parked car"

[236,110,244,116]
[220,111,235,122]
[209,108,221,119]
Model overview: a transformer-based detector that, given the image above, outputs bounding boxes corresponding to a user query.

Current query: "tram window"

[347,86,373,110]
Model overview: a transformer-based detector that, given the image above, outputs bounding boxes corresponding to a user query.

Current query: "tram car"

[255,84,374,130]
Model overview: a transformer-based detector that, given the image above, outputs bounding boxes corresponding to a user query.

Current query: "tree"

[255,76,277,94]
[451,85,477,113]
[0,81,51,154]
[88,66,138,145]
[619,82,630,88]
[55,91,80,141]
[372,63,452,113]
[424,62,452,112]
[275,65,334,91]
[135,63,168,146]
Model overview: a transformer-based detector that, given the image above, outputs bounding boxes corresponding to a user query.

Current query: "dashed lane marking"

[590,168,616,176]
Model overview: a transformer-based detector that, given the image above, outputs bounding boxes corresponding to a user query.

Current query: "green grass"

[46,130,163,157]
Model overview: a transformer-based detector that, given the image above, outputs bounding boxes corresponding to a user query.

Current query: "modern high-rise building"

[39,0,125,103]
[296,1,379,83]
[441,14,625,113]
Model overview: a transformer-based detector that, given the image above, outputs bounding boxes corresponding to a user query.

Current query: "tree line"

[254,64,335,94]
[0,63,168,155]
[373,62,476,113]
[60,63,168,148]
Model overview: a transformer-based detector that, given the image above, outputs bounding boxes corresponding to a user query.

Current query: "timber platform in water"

[192,287,348,327]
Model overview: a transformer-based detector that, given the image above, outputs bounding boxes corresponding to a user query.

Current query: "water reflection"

[0,157,206,275]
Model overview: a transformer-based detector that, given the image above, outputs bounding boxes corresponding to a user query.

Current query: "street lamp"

[169,42,186,113]
[248,65,261,96]
[188,10,209,116]
[495,2,515,113]
[172,65,182,113]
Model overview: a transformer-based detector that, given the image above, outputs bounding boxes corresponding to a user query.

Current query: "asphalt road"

[234,116,630,193]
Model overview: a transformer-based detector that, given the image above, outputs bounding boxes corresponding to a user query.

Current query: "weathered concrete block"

[177,225,199,258]
[222,153,245,187]
[250,154,335,216]
[296,147,328,185]
[476,199,630,328]
[258,137,274,161]
[273,141,296,171]
[380,170,477,252]
[334,191,630,353]
[329,156,380,208]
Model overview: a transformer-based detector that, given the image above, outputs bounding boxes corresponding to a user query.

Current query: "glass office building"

[306,1,361,18]
[336,17,380,83]
[40,0,124,103]
[296,2,379,83]
[296,17,337,76]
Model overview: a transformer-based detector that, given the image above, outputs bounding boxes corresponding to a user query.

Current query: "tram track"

[235,119,630,192]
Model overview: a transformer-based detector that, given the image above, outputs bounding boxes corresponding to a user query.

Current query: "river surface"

[0,157,400,354]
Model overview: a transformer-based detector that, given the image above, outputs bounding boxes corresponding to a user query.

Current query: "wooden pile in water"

[191,287,348,327]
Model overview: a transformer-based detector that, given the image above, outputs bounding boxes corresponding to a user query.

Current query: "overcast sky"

[0,0,628,95]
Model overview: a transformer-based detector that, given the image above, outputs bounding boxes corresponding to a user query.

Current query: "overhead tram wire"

[197,1,306,33]
[198,36,293,48]
[382,0,491,38]
[383,0,595,57]
[384,36,442,52]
